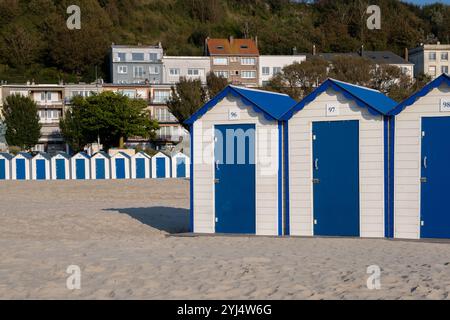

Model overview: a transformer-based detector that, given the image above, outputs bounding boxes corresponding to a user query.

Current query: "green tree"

[59,96,90,153]
[167,77,207,130]
[3,94,41,151]
[329,55,374,86]
[206,72,229,98]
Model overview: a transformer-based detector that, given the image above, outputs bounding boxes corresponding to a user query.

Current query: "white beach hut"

[0,153,13,180]
[11,152,32,180]
[152,151,170,179]
[51,152,71,180]
[170,152,190,178]
[111,151,131,180]
[31,152,51,180]
[90,151,111,180]
[388,73,450,239]
[71,152,91,180]
[184,85,296,235]
[131,151,151,179]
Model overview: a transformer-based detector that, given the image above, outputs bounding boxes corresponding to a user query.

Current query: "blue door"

[312,120,360,237]
[76,159,85,180]
[136,158,146,179]
[96,159,106,179]
[214,124,256,234]
[116,158,125,179]
[156,158,166,178]
[56,159,66,180]
[176,158,186,178]
[36,159,46,180]
[421,117,450,239]
[0,159,5,180]
[16,159,26,180]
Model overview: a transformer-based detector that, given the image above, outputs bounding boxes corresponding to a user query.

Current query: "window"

[187,68,200,76]
[117,52,126,62]
[153,90,170,103]
[428,65,436,76]
[241,57,256,65]
[442,66,449,74]
[120,90,137,98]
[169,68,180,76]
[273,67,282,75]
[40,92,46,101]
[214,71,228,78]
[118,66,128,74]
[401,67,410,75]
[132,53,144,61]
[149,65,160,75]
[262,67,270,75]
[442,52,449,61]
[156,108,176,122]
[429,52,436,61]
[230,57,238,63]
[241,71,256,79]
[133,66,144,78]
[213,57,228,65]
[149,53,158,61]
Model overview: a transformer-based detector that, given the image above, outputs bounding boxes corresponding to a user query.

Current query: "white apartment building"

[409,43,450,79]
[162,56,211,84]
[259,55,306,86]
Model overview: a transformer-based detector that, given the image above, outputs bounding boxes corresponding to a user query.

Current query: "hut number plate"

[228,109,241,120]
[326,104,339,117]
[440,99,450,112]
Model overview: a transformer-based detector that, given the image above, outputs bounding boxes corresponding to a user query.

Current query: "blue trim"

[185,86,287,125]
[388,74,450,116]
[281,79,396,120]
[189,125,194,233]
[388,116,395,238]
[384,117,389,238]
[278,121,283,236]
[283,121,290,236]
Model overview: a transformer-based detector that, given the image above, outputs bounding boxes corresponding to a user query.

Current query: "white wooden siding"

[394,85,450,239]
[288,88,385,237]
[193,94,279,235]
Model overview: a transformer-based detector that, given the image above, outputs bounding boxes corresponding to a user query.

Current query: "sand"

[0,179,450,300]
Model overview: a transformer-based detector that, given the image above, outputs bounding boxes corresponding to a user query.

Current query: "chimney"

[404,48,409,61]
[255,36,258,49]
[312,44,316,56]
[293,47,298,55]
[360,45,364,57]
[229,36,234,45]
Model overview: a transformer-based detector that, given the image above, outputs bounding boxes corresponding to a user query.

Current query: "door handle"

[215,160,219,170]
[423,156,428,169]
[214,179,220,184]
[314,158,319,170]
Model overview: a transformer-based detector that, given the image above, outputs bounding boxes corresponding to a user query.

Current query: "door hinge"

[420,177,427,183]
[314,219,318,225]
[214,179,220,184]
[312,178,320,184]
[215,217,218,223]
[421,220,424,227]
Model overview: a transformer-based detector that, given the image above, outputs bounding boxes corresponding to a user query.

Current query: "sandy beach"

[0,179,450,299]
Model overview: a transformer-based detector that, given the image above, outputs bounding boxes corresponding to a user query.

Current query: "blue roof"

[33,152,51,160]
[15,152,33,159]
[75,151,91,159]
[388,73,450,116]
[281,78,397,120]
[53,152,71,159]
[93,151,111,158]
[185,85,297,125]
[0,152,13,160]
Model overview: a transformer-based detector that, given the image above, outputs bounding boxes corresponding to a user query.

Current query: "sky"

[401,0,449,4]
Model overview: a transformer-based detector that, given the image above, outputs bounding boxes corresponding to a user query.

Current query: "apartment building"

[162,56,211,84]
[110,44,164,84]
[205,37,260,87]
[409,43,450,79]
[1,84,66,153]
[64,83,103,104]
[259,55,306,86]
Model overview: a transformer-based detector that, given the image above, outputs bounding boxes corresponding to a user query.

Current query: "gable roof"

[388,73,450,116]
[281,78,397,120]
[0,152,13,160]
[133,151,151,158]
[154,151,170,158]
[52,152,71,159]
[206,38,259,56]
[74,151,91,159]
[14,152,33,159]
[92,151,110,158]
[185,85,297,125]
[112,151,131,159]
[33,152,51,160]
[309,51,412,65]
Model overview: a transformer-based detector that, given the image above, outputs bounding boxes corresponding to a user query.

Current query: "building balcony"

[36,100,64,107]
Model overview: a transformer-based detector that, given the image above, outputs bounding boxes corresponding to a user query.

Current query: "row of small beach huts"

[187,73,450,240]
[0,151,190,180]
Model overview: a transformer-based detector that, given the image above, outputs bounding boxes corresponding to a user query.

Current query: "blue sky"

[401,0,449,4]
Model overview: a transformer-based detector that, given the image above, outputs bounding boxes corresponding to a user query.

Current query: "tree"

[3,94,41,151]
[206,72,229,98]
[61,92,159,151]
[167,77,207,130]
[329,55,374,86]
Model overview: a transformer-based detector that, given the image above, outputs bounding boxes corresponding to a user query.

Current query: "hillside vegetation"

[0,0,448,83]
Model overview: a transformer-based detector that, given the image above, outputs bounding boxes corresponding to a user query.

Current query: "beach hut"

[31,152,51,180]
[0,153,12,180]
[388,73,450,239]
[131,151,151,179]
[90,151,111,180]
[171,152,190,178]
[51,152,71,180]
[11,152,32,180]
[71,152,91,180]
[185,85,296,235]
[152,152,170,179]
[111,152,131,180]
[281,78,397,238]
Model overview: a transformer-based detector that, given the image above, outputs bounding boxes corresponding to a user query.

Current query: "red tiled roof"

[207,38,259,56]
